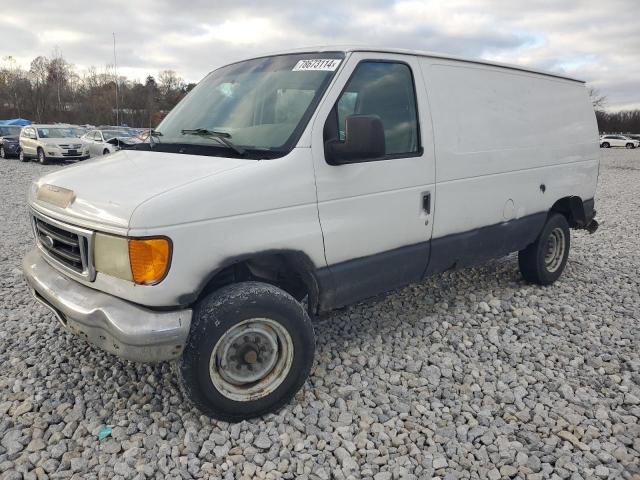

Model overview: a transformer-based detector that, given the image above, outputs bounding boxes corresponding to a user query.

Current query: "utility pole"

[113,32,119,126]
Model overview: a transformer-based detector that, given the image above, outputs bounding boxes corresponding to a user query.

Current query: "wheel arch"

[193,250,321,313]
[550,195,593,228]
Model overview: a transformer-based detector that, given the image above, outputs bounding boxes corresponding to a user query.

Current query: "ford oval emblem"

[42,235,55,249]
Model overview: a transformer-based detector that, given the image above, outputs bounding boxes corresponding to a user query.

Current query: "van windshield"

[153,52,344,158]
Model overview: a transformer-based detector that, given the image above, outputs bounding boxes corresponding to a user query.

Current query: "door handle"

[422,192,431,214]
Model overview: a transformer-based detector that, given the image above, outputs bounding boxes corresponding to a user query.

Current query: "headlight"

[94,233,171,285]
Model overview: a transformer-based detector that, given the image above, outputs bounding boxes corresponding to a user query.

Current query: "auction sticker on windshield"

[292,59,341,71]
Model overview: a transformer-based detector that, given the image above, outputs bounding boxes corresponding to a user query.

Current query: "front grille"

[59,143,82,149]
[31,212,95,280]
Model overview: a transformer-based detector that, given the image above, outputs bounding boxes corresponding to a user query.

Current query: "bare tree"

[29,56,51,122]
[587,87,607,112]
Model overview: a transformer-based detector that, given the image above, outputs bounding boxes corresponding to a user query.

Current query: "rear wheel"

[518,213,570,285]
[37,148,48,165]
[626,143,635,149]
[178,281,315,421]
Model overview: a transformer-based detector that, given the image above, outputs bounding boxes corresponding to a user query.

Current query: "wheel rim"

[39,151,44,162]
[19,151,23,160]
[209,318,294,402]
[544,227,566,273]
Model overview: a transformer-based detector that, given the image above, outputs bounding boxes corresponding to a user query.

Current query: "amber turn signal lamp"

[128,238,171,285]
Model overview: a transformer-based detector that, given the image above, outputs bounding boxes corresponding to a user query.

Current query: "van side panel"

[420,59,599,270]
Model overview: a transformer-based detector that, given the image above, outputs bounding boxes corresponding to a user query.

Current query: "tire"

[626,143,634,149]
[103,149,110,155]
[601,142,610,148]
[178,281,315,421]
[518,213,570,285]
[0,146,5,159]
[19,150,28,162]
[37,148,49,165]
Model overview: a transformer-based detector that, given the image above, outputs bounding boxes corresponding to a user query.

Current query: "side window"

[93,131,102,141]
[330,61,420,156]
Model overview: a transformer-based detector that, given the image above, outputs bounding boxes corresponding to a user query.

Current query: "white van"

[23,47,600,420]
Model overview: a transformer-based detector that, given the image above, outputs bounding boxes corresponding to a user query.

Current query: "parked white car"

[19,125,90,164]
[23,47,600,421]
[599,134,638,148]
[81,128,139,157]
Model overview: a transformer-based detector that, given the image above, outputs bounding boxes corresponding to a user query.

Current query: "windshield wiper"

[181,128,245,155]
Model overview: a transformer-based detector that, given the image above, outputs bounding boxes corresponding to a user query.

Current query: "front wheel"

[518,213,570,285]
[19,150,28,162]
[626,143,635,149]
[37,148,48,165]
[601,142,610,148]
[178,282,315,421]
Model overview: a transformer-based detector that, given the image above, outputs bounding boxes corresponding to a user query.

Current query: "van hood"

[29,149,253,230]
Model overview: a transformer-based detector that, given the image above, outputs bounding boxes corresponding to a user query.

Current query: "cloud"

[0,0,638,110]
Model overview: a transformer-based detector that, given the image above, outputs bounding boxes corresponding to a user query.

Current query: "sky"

[1,0,639,111]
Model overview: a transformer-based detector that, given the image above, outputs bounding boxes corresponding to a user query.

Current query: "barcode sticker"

[292,59,341,71]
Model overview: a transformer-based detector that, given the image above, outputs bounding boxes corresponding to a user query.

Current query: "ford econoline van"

[23,47,599,420]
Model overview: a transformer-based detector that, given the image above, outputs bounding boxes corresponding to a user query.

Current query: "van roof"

[247,45,585,84]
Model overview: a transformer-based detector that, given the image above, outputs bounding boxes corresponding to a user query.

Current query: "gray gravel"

[1,149,639,480]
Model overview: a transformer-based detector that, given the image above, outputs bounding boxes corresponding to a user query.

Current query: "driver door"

[21,127,36,157]
[311,52,435,308]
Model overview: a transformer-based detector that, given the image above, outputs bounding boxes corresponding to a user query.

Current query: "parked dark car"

[0,125,23,158]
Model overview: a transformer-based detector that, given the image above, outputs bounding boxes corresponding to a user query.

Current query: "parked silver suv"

[19,125,89,164]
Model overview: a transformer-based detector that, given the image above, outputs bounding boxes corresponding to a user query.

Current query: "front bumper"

[22,248,192,362]
[47,155,90,161]
[3,143,20,154]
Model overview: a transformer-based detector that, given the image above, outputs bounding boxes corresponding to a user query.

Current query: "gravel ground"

[1,149,639,480]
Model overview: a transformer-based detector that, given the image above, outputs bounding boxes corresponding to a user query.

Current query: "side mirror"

[325,114,385,165]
